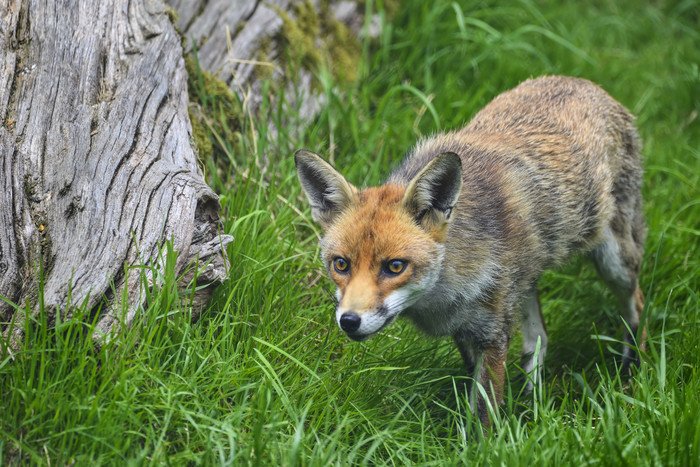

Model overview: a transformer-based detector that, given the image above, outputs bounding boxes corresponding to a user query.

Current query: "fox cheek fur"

[295,75,646,429]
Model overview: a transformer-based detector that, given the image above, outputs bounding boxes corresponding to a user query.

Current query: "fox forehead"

[321,184,438,266]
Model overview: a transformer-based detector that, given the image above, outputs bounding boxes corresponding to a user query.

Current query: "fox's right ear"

[295,149,356,228]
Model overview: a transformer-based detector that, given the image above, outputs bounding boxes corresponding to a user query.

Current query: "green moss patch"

[184,55,243,165]
[273,0,362,83]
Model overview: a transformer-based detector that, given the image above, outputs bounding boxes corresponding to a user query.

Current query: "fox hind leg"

[591,219,646,374]
[519,287,548,392]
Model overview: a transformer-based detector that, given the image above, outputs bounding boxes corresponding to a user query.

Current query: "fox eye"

[385,259,407,275]
[333,257,349,273]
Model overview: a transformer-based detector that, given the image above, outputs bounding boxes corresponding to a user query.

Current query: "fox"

[295,75,646,427]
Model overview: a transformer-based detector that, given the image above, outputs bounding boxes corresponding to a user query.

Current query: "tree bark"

[167,0,369,127]
[0,0,233,352]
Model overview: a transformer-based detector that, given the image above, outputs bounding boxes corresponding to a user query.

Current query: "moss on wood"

[184,55,243,164]
[273,0,362,84]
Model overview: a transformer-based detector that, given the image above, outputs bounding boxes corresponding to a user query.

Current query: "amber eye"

[333,257,349,273]
[385,259,407,275]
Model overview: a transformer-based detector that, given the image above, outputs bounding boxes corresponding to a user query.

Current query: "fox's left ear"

[295,149,356,229]
[402,152,462,235]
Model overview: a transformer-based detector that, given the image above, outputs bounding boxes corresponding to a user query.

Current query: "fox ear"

[295,149,356,228]
[402,152,462,232]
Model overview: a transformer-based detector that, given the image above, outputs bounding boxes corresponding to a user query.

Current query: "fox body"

[295,76,645,425]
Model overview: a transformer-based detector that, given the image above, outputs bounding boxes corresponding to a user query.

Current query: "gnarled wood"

[168,0,369,124]
[0,0,232,352]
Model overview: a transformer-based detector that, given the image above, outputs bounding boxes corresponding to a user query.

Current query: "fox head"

[295,149,462,341]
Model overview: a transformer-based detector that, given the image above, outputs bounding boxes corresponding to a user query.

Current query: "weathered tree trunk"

[167,0,369,128]
[0,0,233,352]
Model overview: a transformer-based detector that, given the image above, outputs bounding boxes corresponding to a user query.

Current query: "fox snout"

[335,311,396,341]
[335,304,395,341]
[338,311,377,341]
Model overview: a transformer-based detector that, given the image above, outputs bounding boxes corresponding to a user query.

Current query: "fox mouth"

[341,314,396,342]
[345,332,371,342]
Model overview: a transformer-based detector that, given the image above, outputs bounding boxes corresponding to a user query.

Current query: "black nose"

[339,312,361,333]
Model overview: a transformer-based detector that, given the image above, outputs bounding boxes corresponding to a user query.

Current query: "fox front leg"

[453,333,508,427]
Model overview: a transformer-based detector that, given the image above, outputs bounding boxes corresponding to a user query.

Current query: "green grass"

[2,0,700,464]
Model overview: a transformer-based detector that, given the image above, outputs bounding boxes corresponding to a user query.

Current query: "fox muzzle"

[335,305,396,341]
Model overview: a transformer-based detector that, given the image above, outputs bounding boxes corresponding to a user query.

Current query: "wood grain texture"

[169,0,289,86]
[0,0,232,351]
[167,0,368,125]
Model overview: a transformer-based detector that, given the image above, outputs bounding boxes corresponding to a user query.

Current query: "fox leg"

[519,287,548,391]
[453,334,477,376]
[454,334,508,427]
[591,224,646,374]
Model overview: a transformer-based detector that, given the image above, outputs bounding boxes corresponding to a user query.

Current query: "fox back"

[296,76,646,427]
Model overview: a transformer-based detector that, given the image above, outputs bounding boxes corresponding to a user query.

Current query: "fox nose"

[339,312,361,333]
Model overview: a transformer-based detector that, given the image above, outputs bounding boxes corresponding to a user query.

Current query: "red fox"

[295,76,646,426]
